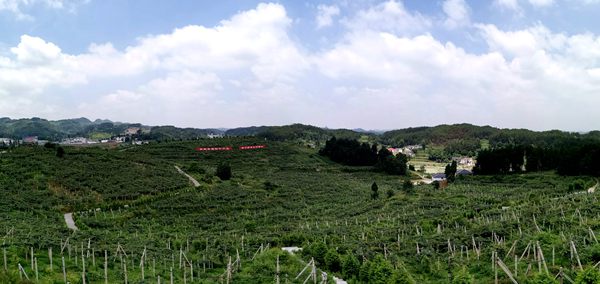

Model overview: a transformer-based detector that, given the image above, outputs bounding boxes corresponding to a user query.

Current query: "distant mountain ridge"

[1,117,598,146]
[0,117,225,141]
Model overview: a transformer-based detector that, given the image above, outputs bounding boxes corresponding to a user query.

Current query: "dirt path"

[175,166,200,187]
[64,213,78,231]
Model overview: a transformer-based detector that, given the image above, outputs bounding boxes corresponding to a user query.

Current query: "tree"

[445,161,457,182]
[375,150,408,175]
[215,163,232,180]
[389,266,416,284]
[56,146,65,158]
[401,180,414,194]
[308,242,328,265]
[341,254,360,279]
[371,182,379,199]
[369,255,394,284]
[324,249,341,272]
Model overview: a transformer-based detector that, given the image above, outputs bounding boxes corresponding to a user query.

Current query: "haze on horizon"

[1,0,600,131]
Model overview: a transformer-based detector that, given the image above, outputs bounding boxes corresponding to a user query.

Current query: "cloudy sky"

[1,0,600,130]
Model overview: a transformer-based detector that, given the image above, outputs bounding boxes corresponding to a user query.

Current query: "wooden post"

[34,257,38,281]
[552,246,555,267]
[571,241,583,271]
[124,261,128,284]
[559,267,564,284]
[49,247,53,271]
[276,255,280,284]
[141,255,145,280]
[183,264,187,284]
[537,242,549,275]
[18,263,29,280]
[30,247,34,269]
[3,247,6,271]
[62,256,67,284]
[226,256,232,284]
[179,248,183,269]
[82,254,86,284]
[493,251,498,284]
[104,250,108,284]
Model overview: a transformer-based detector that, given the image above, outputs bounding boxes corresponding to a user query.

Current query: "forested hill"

[1,117,597,146]
[0,117,226,141]
[381,123,593,147]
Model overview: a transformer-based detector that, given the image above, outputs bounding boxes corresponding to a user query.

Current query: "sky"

[1,0,600,131]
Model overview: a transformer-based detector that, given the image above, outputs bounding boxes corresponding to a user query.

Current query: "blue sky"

[1,0,600,130]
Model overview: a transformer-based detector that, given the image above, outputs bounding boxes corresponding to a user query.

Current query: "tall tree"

[445,161,457,182]
[371,182,379,200]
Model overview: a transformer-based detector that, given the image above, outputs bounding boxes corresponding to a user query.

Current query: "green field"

[1,139,600,283]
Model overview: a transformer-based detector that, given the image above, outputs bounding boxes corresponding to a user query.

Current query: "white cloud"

[316,4,340,29]
[342,0,432,35]
[3,2,600,130]
[443,0,471,29]
[495,0,522,12]
[528,0,555,7]
[11,35,63,64]
[0,0,88,19]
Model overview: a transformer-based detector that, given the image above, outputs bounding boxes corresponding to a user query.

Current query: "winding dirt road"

[175,166,201,187]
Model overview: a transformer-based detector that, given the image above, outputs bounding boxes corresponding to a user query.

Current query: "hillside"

[381,123,589,147]
[2,138,600,282]
[0,117,225,141]
[3,117,596,148]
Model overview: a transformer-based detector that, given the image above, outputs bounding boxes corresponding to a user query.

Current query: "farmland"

[1,138,600,283]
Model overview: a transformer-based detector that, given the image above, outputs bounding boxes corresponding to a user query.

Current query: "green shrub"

[216,162,232,180]
[575,267,600,284]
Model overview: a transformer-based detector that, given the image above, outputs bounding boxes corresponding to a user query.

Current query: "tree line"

[474,139,600,176]
[319,137,407,175]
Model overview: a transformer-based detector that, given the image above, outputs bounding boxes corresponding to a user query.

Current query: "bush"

[575,267,600,284]
[402,180,414,193]
[386,189,395,198]
[390,266,416,284]
[371,182,379,199]
[216,162,232,180]
[526,273,558,284]
[341,254,360,279]
[56,146,65,158]
[452,267,474,284]
[187,162,206,174]
[324,249,341,272]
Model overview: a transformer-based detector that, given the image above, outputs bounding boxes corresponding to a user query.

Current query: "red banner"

[195,146,233,151]
[239,145,266,150]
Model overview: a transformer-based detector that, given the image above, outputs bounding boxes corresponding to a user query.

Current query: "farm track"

[175,165,201,187]
[64,213,78,230]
